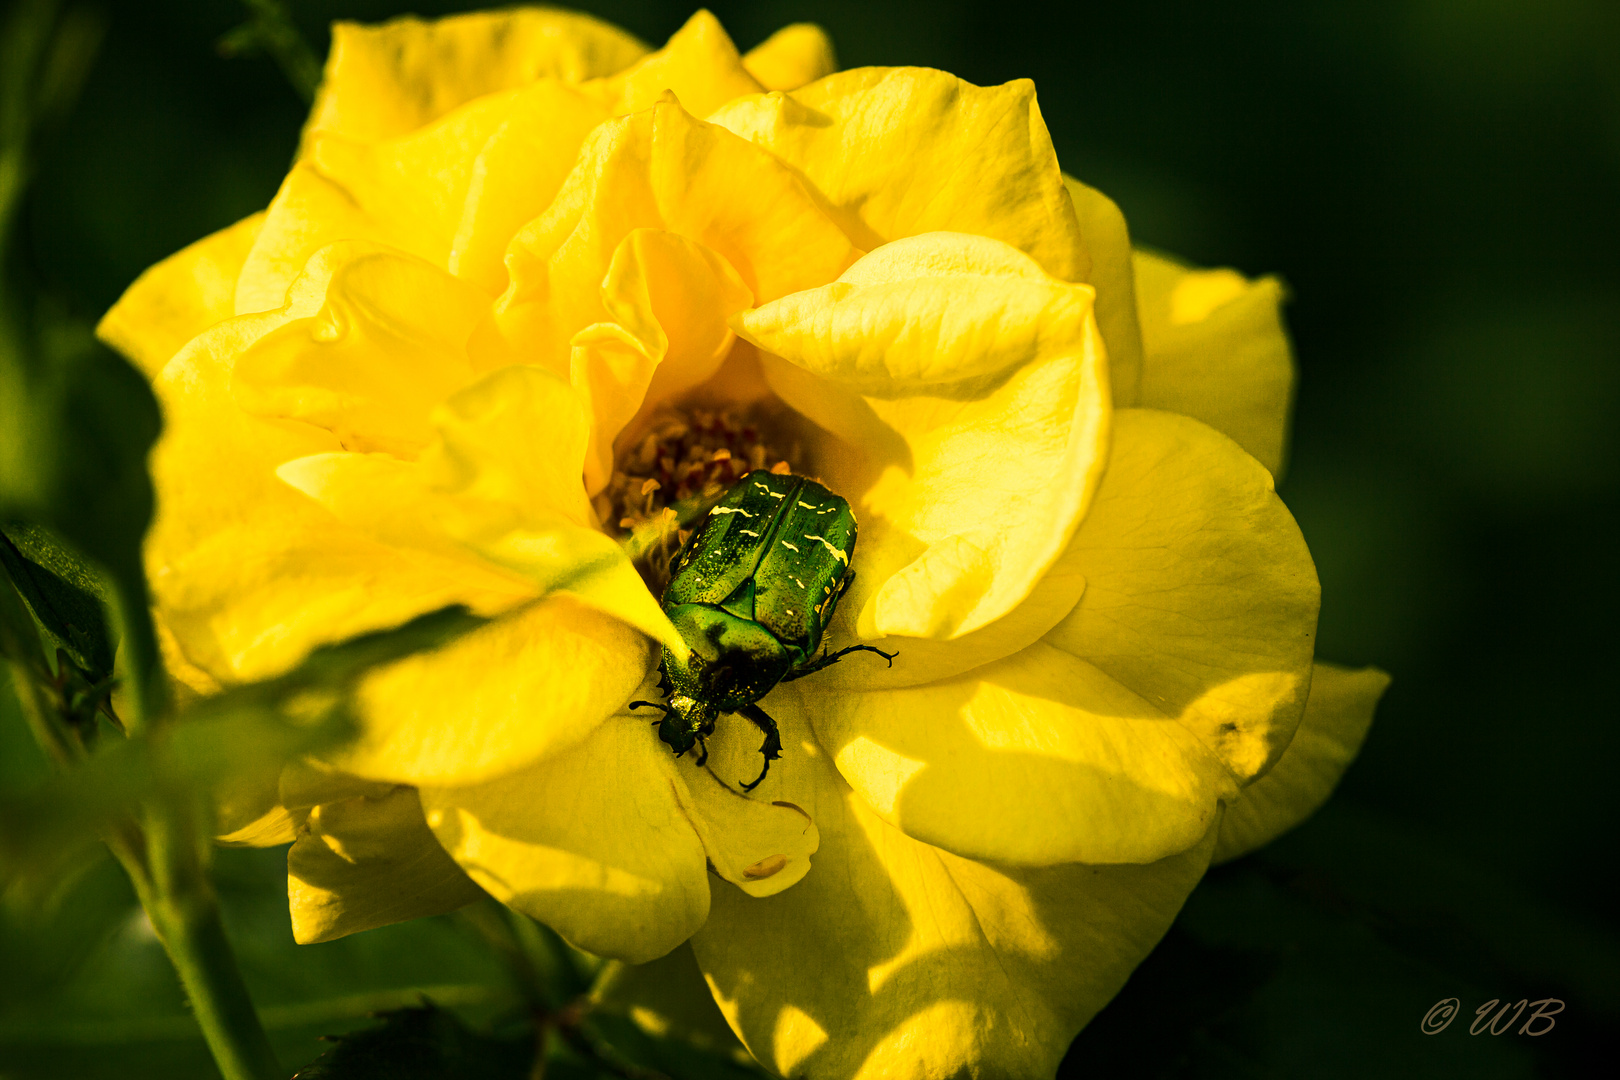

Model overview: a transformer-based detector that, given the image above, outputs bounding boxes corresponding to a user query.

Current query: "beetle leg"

[628,699,674,719]
[735,703,783,792]
[694,734,709,767]
[780,643,898,682]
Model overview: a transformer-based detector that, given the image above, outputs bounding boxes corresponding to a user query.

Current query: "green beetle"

[631,470,894,791]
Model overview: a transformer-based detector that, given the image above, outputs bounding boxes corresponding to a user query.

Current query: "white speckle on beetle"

[792,577,805,588]
[798,500,817,509]
[739,529,760,537]
[780,540,800,552]
[710,505,754,517]
[803,534,849,564]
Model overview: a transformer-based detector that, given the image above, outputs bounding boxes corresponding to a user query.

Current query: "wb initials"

[1469,998,1563,1037]
[1420,997,1563,1036]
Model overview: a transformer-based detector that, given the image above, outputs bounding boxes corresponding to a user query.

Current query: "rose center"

[599,403,804,595]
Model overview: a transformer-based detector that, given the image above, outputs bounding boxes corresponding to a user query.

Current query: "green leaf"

[292,1004,533,1080]
[0,605,492,883]
[0,521,115,679]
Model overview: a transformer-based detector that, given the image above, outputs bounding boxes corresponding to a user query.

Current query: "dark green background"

[4,1,1617,1076]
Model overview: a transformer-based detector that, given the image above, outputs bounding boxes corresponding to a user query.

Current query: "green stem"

[237,0,321,103]
[142,800,283,1080]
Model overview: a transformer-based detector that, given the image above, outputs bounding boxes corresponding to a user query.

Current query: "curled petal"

[288,785,484,944]
[233,250,486,456]
[241,79,610,315]
[1135,249,1294,477]
[306,8,646,146]
[573,229,754,494]
[494,97,858,373]
[735,232,1095,390]
[146,313,515,682]
[420,717,710,964]
[578,10,763,119]
[446,82,615,296]
[742,24,837,92]
[690,708,1216,1079]
[1214,662,1389,863]
[670,748,820,898]
[1047,409,1319,785]
[711,68,1085,280]
[96,212,263,377]
[756,234,1110,643]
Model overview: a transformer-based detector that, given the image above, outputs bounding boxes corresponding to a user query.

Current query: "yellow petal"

[690,707,1217,1079]
[233,249,487,456]
[593,943,748,1056]
[579,10,763,119]
[736,232,1095,390]
[669,745,820,898]
[493,97,858,373]
[1047,409,1319,785]
[1134,248,1294,476]
[424,365,595,526]
[741,24,837,92]
[799,641,1232,866]
[420,716,710,964]
[711,68,1086,281]
[574,228,754,494]
[1064,175,1143,406]
[241,79,607,315]
[332,595,654,787]
[276,366,682,656]
[447,82,612,296]
[96,212,263,377]
[216,805,301,847]
[306,8,645,146]
[754,235,1110,643]
[288,785,484,944]
[1214,661,1389,863]
[148,314,490,682]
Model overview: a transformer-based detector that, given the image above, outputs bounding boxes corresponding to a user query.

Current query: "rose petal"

[96,211,263,377]
[147,312,509,682]
[667,730,820,898]
[492,97,858,373]
[288,785,484,944]
[1134,248,1295,477]
[690,707,1216,1079]
[420,716,710,964]
[573,228,754,494]
[242,77,613,315]
[741,24,837,92]
[1064,175,1143,405]
[800,642,1232,866]
[578,10,763,119]
[752,234,1110,643]
[711,68,1085,281]
[1214,661,1389,863]
[233,250,486,456]
[306,8,645,146]
[1047,409,1319,784]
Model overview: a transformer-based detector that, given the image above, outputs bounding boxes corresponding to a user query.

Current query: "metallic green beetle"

[631,470,894,790]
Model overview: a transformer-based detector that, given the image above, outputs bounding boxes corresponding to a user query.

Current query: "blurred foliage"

[1,0,1617,1077]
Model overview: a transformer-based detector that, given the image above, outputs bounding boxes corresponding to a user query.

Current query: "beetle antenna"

[780,643,899,682]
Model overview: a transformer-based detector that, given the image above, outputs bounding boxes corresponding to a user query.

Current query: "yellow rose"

[98,8,1386,1077]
